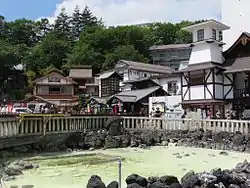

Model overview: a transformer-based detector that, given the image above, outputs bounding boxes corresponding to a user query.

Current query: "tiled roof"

[244,32,250,37]
[98,70,118,79]
[69,69,92,78]
[115,86,161,103]
[224,57,250,73]
[119,60,174,74]
[149,44,191,51]
[90,97,109,104]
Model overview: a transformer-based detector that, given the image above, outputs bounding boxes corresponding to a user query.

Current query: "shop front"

[182,100,229,119]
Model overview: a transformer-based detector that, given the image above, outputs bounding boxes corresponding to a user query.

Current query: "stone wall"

[1,128,249,158]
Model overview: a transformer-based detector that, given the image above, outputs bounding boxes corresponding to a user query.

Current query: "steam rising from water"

[6,146,250,188]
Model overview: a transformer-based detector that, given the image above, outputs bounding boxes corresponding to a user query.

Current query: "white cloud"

[46,0,221,26]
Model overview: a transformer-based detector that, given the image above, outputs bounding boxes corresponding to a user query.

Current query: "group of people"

[149,106,240,120]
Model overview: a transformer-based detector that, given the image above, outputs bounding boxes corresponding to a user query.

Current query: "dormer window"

[212,29,216,40]
[197,29,204,41]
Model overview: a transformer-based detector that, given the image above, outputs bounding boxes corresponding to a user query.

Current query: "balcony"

[234,88,250,98]
[85,77,99,86]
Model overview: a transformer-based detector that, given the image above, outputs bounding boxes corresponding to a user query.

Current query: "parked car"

[12,108,33,114]
[27,103,46,113]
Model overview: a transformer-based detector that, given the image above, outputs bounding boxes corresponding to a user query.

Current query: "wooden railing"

[1,116,250,139]
[122,117,250,133]
[234,88,250,98]
[0,116,109,139]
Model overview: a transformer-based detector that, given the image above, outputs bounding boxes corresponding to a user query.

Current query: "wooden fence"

[1,116,250,139]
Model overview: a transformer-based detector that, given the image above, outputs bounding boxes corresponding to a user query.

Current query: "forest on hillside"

[0,6,200,100]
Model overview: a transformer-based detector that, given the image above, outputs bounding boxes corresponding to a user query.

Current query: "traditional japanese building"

[69,66,99,97]
[114,60,175,91]
[178,19,231,117]
[107,86,169,115]
[149,44,191,70]
[27,69,77,106]
[115,60,174,83]
[223,32,250,118]
[98,70,122,97]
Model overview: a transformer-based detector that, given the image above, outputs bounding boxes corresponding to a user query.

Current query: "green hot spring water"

[6,146,250,188]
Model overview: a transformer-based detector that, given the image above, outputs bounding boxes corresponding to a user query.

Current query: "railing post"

[118,157,122,188]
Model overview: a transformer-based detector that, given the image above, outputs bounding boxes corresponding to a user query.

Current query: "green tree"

[71,6,82,40]
[67,21,195,71]
[6,19,38,46]
[0,38,23,99]
[54,8,71,37]
[0,39,20,72]
[0,15,7,40]
[66,43,104,70]
[175,21,193,43]
[36,18,52,40]
[0,7,202,99]
[70,6,103,40]
[104,45,148,70]
[81,6,100,27]
[24,31,72,74]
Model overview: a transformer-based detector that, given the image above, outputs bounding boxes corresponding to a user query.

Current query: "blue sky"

[0,0,222,26]
[0,0,61,21]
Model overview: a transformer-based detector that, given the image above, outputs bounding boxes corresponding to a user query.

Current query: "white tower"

[182,20,230,65]
[222,0,250,50]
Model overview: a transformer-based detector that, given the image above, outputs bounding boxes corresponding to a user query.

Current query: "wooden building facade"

[223,32,250,118]
[98,70,122,98]
[32,69,78,106]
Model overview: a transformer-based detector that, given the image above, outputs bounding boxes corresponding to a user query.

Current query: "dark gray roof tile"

[224,57,250,73]
[149,44,191,51]
[120,60,174,74]
[115,86,161,102]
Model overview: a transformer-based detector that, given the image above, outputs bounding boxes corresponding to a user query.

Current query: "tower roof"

[182,19,230,32]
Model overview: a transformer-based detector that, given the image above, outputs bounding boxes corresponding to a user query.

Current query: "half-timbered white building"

[178,20,232,117]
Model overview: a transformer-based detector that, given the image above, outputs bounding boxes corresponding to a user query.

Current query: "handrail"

[0,178,6,188]
[1,116,250,140]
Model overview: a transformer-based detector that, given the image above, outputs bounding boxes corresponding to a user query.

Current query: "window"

[197,29,204,41]
[167,81,178,94]
[95,87,98,93]
[61,86,72,94]
[144,73,147,77]
[219,31,223,42]
[49,86,60,94]
[37,86,49,94]
[212,29,216,40]
[189,75,203,85]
